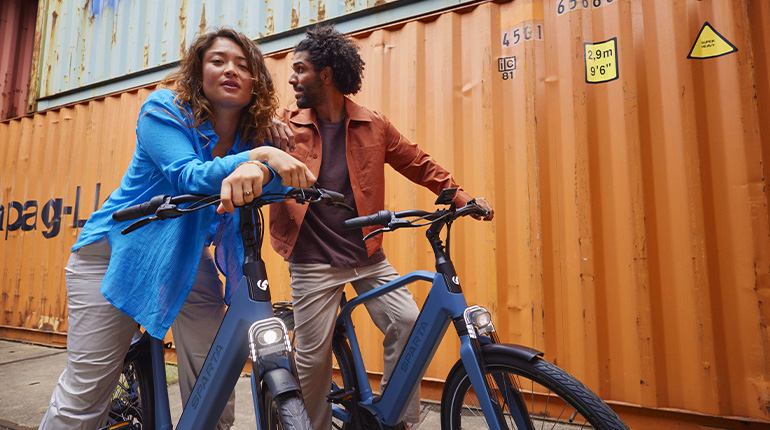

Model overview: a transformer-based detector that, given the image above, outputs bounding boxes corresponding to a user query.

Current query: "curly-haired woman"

[39,28,315,430]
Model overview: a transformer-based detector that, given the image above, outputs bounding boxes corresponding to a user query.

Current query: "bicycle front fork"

[248,317,302,427]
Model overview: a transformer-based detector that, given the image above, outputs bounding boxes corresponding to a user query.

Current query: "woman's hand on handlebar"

[217,161,269,214]
[249,146,316,189]
[469,197,494,221]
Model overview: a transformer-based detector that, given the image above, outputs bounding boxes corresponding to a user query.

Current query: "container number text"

[502,23,543,48]
[557,0,614,15]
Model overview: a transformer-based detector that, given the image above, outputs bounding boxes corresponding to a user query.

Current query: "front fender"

[262,367,301,397]
[482,343,543,361]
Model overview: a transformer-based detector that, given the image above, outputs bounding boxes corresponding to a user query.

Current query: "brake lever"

[316,187,354,211]
[121,216,157,235]
[156,203,184,220]
[361,216,414,241]
[363,227,391,241]
[331,201,355,211]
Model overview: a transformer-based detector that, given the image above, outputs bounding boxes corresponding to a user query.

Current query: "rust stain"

[291,7,299,29]
[344,0,355,13]
[80,29,86,86]
[265,5,274,36]
[199,4,207,36]
[29,0,46,112]
[318,1,326,21]
[179,0,187,55]
[374,0,387,6]
[84,0,94,28]
[111,15,117,46]
[144,43,149,68]
[37,315,60,332]
[45,64,51,95]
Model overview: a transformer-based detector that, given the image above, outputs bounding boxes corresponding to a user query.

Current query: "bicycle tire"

[105,346,155,430]
[331,336,360,430]
[441,350,628,430]
[263,389,313,430]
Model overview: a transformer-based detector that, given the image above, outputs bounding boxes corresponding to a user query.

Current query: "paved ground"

[0,339,440,430]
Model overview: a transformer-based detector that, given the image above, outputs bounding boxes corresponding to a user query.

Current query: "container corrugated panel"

[538,0,769,422]
[0,0,38,120]
[2,0,769,426]
[0,88,150,336]
[34,0,403,101]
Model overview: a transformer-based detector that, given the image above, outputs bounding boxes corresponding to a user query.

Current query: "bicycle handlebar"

[340,209,433,230]
[113,195,207,222]
[340,198,489,241]
[112,186,350,234]
[113,187,347,223]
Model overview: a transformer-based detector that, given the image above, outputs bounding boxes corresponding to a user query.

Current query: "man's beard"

[295,79,325,109]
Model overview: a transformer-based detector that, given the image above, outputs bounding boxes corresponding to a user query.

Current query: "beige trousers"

[40,239,234,430]
[289,259,421,430]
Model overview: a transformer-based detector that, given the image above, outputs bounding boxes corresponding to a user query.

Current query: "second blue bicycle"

[300,188,630,430]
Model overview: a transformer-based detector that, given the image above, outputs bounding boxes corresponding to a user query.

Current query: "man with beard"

[269,25,494,430]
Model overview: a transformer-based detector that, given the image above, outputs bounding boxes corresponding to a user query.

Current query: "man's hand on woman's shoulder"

[266,117,295,152]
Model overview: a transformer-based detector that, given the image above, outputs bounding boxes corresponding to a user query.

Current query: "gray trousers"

[40,239,235,430]
[289,259,421,430]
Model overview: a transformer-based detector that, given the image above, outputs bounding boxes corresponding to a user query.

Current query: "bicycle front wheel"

[441,351,628,430]
[263,389,313,430]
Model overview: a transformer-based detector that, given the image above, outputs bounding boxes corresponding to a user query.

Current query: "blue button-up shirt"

[73,89,287,338]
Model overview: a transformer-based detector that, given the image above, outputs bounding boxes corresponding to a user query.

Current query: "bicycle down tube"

[172,274,275,429]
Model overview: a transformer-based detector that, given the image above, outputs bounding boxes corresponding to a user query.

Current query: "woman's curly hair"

[163,28,278,147]
[295,25,365,96]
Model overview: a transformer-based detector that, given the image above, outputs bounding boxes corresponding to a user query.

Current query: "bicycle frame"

[144,273,281,429]
[130,205,300,430]
[334,270,507,430]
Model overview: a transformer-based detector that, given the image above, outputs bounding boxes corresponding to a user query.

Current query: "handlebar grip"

[341,210,391,230]
[112,195,166,222]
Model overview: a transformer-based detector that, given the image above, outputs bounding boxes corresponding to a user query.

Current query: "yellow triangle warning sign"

[688,22,737,59]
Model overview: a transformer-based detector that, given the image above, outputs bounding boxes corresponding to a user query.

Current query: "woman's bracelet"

[235,160,264,171]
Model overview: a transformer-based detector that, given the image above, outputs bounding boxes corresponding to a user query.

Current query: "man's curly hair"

[295,25,365,96]
[163,28,278,147]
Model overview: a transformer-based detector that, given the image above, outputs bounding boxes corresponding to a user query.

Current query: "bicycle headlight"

[248,318,291,359]
[257,327,284,346]
[463,306,496,338]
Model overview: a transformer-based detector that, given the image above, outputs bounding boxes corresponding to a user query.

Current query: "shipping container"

[0,0,38,120]
[2,0,769,428]
[30,0,484,110]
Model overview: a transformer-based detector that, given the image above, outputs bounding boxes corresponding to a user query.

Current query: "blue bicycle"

[101,186,349,430]
[279,188,629,430]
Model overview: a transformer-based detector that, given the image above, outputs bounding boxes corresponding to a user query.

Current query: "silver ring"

[245,190,252,196]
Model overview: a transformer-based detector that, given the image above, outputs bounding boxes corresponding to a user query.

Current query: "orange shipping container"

[1,0,768,427]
